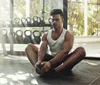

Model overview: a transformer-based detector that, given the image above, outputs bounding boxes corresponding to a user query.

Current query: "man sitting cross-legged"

[25,9,86,76]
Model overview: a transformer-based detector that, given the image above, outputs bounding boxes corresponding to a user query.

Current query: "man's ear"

[62,17,64,22]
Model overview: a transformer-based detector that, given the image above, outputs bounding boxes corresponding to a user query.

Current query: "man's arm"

[37,33,48,62]
[49,31,74,65]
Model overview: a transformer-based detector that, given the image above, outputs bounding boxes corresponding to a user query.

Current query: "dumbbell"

[26,17,32,27]
[5,20,10,27]
[32,16,39,26]
[8,32,17,44]
[1,29,9,43]
[0,20,6,27]
[33,30,41,44]
[12,32,17,43]
[21,18,27,27]
[13,18,21,27]
[15,30,24,44]
[39,17,45,26]
[23,30,33,44]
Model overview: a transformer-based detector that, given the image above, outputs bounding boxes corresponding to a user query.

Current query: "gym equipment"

[26,17,32,27]
[39,17,45,26]
[48,18,52,25]
[48,18,52,28]
[1,29,9,43]
[41,30,48,35]
[15,30,24,44]
[13,18,21,27]
[0,28,7,55]
[23,30,33,44]
[8,32,17,44]
[5,20,11,27]
[11,32,17,43]
[32,16,39,26]
[0,20,6,27]
[21,18,27,27]
[33,30,41,44]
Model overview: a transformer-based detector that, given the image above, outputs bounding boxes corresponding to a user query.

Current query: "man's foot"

[36,64,44,74]
[37,63,44,70]
[40,68,58,77]
[58,69,72,76]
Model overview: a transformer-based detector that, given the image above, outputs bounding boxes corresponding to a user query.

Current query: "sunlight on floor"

[0,71,39,85]
[0,78,8,84]
[84,61,98,66]
[0,55,39,85]
[31,79,38,85]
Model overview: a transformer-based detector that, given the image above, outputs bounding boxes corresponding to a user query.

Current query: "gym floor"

[0,55,100,85]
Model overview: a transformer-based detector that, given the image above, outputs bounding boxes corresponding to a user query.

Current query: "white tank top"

[47,28,67,56]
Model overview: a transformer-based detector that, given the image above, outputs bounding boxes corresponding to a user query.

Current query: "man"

[25,9,86,76]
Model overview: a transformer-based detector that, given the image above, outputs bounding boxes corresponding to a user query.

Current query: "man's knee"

[27,43,34,48]
[76,47,86,58]
[26,43,38,54]
[25,43,36,53]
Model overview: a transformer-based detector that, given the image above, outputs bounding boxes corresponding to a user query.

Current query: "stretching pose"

[25,9,86,76]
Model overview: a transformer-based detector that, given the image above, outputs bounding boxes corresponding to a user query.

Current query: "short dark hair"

[50,9,64,17]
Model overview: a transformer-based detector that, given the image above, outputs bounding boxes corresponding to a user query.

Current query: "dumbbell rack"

[0,19,51,56]
[1,0,52,56]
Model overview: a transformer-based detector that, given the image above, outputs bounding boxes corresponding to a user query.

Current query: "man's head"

[50,9,64,18]
[50,9,64,29]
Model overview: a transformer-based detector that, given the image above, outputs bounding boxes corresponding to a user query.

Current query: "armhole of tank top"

[47,30,51,40]
[64,30,67,41]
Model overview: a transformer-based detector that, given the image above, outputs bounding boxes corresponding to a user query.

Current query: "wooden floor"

[0,54,100,85]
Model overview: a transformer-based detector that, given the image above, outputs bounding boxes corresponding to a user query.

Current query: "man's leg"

[25,43,38,67]
[55,47,86,72]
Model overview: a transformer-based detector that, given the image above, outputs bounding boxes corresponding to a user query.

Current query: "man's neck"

[53,27,63,34]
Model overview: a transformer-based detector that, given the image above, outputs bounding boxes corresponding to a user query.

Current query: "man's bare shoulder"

[42,32,48,37]
[64,31,74,47]
[42,32,48,40]
[65,31,74,38]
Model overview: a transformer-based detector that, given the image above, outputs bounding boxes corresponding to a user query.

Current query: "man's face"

[50,14,64,29]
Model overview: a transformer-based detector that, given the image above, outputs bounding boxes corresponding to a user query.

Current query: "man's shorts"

[42,53,54,61]
[42,53,72,69]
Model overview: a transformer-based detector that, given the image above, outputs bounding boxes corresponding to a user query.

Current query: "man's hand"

[41,61,51,72]
[34,61,43,74]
